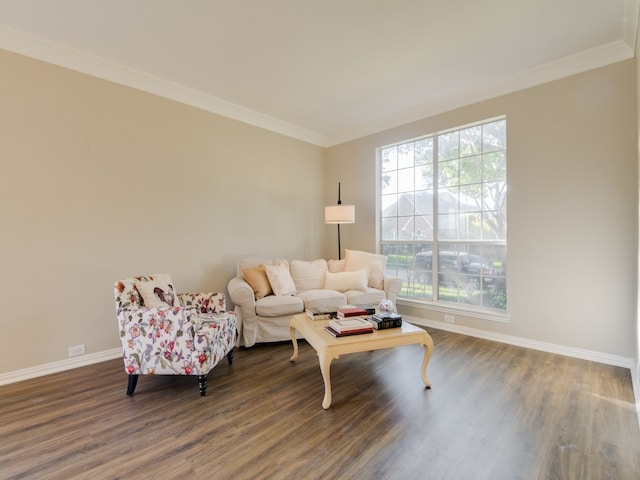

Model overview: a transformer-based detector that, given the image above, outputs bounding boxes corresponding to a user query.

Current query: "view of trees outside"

[380,118,507,312]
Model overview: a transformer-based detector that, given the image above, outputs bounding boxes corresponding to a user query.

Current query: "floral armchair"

[114,274,237,396]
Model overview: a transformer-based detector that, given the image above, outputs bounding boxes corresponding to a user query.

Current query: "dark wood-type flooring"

[1,327,639,479]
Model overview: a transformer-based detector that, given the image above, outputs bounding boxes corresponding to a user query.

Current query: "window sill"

[397,298,510,324]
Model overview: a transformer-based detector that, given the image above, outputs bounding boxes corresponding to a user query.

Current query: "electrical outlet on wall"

[444,315,455,323]
[68,344,85,357]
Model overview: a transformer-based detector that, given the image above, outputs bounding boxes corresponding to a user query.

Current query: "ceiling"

[0,0,637,146]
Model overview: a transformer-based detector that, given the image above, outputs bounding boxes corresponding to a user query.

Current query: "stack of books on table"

[367,312,402,330]
[305,307,338,320]
[325,317,374,337]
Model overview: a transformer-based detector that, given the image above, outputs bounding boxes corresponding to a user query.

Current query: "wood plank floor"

[1,327,639,480]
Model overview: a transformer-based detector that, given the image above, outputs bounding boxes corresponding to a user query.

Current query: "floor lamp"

[325,182,355,260]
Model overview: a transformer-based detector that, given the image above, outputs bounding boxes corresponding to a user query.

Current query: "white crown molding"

[0,13,636,149]
[324,40,635,147]
[406,315,634,369]
[624,0,640,48]
[0,25,326,147]
[0,348,122,386]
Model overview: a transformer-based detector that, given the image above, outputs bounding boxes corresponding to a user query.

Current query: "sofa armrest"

[383,276,403,308]
[227,277,256,318]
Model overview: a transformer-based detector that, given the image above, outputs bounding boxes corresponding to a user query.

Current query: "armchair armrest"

[118,305,197,336]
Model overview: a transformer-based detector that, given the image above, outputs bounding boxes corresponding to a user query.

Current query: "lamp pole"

[337,183,342,259]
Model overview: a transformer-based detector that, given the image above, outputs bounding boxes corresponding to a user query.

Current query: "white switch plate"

[444,315,455,323]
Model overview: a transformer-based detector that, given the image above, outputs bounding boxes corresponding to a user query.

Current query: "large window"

[380,117,507,313]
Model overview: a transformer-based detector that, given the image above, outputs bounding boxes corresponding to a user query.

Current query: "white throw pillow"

[324,269,368,292]
[290,259,328,291]
[328,258,346,273]
[134,273,180,308]
[265,264,297,296]
[344,249,387,290]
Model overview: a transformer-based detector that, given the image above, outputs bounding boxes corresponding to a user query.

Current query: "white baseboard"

[409,316,640,430]
[407,316,634,369]
[0,348,122,386]
[2,325,640,432]
[632,360,640,432]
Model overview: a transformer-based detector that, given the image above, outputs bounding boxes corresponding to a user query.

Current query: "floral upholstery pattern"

[114,275,237,394]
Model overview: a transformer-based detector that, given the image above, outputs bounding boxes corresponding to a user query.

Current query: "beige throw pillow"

[242,265,273,299]
[265,264,297,296]
[324,269,368,292]
[344,249,387,290]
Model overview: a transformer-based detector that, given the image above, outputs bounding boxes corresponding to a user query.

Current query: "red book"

[324,326,373,337]
[337,306,369,318]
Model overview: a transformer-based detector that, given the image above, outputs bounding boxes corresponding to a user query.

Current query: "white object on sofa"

[227,252,402,347]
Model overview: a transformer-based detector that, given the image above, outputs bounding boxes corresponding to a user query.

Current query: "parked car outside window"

[412,250,495,295]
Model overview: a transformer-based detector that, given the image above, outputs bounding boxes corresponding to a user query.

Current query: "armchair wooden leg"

[198,375,208,396]
[126,374,138,396]
[227,348,234,365]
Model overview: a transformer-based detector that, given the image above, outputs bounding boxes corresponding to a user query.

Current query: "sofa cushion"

[297,289,347,312]
[345,287,386,306]
[242,265,272,299]
[134,273,180,308]
[291,259,328,291]
[324,269,368,292]
[255,294,303,317]
[344,249,387,290]
[265,263,297,296]
[328,258,346,272]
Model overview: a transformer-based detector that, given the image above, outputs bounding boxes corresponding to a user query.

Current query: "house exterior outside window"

[379,117,507,315]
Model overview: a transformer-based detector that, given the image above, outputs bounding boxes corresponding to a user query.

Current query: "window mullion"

[432,134,439,301]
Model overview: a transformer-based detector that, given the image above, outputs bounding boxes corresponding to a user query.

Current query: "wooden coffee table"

[289,313,433,409]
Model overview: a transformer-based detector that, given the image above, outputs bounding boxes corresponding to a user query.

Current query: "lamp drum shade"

[325,205,355,224]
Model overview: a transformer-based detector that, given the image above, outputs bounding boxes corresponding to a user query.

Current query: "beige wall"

[326,60,638,358]
[0,50,325,374]
[1,48,638,376]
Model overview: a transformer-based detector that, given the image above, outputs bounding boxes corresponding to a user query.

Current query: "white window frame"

[377,116,508,320]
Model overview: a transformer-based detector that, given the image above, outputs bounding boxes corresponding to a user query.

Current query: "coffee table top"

[289,313,430,356]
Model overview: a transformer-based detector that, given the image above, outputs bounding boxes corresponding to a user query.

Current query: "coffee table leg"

[421,334,434,387]
[289,325,299,361]
[318,351,333,409]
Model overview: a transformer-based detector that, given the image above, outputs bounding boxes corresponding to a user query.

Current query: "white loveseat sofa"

[227,250,402,347]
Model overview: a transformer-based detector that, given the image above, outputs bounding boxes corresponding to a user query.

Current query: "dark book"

[305,307,337,320]
[372,312,402,321]
[324,326,374,337]
[353,304,376,315]
[368,315,402,330]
